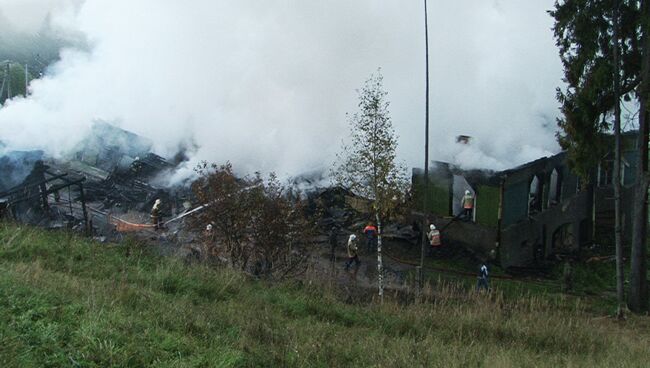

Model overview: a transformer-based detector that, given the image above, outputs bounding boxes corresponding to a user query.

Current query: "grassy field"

[0,223,648,367]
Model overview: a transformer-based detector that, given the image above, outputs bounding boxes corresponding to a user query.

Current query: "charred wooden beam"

[0,173,69,198]
[39,181,49,211]
[78,183,90,235]
[46,178,86,194]
[6,178,86,206]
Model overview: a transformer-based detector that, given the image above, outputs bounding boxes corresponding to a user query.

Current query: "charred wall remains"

[413,134,639,270]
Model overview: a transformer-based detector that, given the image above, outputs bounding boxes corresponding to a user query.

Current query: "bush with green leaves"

[191,162,310,278]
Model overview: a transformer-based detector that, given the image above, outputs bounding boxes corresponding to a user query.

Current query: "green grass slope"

[0,223,648,367]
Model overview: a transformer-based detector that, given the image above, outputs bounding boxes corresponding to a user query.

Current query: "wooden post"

[415,266,422,301]
[68,186,73,216]
[0,200,7,220]
[39,182,49,211]
[78,183,90,235]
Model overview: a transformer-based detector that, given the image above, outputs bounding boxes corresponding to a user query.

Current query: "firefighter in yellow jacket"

[427,224,441,256]
[427,224,441,247]
[462,190,474,221]
[151,199,163,230]
[345,234,360,270]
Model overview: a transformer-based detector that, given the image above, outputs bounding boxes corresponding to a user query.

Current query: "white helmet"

[206,224,213,231]
[349,234,357,241]
[430,224,436,231]
[155,199,162,205]
[465,190,470,195]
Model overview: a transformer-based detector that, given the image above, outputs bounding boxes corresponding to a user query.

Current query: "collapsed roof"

[0,122,189,233]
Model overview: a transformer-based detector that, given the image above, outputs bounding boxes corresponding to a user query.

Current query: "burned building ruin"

[412,132,639,270]
[0,122,190,236]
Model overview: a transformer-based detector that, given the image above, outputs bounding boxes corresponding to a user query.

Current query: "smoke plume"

[0,0,563,180]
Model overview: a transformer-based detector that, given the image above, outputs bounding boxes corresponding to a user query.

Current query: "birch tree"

[333,70,408,303]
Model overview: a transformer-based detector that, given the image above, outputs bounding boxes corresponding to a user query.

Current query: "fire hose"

[48,184,262,233]
[46,194,154,233]
[49,194,558,287]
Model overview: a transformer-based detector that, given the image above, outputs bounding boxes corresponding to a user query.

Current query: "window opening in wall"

[598,160,613,187]
[528,175,543,215]
[548,169,561,207]
[598,158,628,187]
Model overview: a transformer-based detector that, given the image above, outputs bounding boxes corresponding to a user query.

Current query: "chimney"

[456,135,471,145]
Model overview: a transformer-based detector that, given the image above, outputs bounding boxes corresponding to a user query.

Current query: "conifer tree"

[551,0,649,312]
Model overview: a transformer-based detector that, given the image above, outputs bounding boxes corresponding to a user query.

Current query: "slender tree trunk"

[376,212,384,304]
[371,108,384,303]
[613,0,626,319]
[629,0,650,313]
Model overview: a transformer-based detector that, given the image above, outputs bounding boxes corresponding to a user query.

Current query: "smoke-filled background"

[0,0,563,179]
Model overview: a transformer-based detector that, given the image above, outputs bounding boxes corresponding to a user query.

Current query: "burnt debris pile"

[0,160,89,229]
[0,122,190,236]
[305,185,419,245]
[84,153,177,212]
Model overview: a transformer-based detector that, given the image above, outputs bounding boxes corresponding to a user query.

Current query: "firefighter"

[345,234,360,270]
[462,190,475,221]
[204,223,214,239]
[363,223,378,252]
[427,224,441,253]
[477,262,489,291]
[151,199,163,230]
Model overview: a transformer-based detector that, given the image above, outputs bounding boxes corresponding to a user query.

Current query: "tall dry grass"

[0,223,648,367]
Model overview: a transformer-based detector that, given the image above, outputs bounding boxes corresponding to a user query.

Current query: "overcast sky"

[0,0,563,179]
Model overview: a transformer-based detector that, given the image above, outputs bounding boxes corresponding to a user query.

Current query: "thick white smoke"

[0,0,563,179]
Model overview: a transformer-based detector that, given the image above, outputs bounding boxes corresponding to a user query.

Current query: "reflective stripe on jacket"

[462,194,474,209]
[428,230,441,246]
[479,265,488,278]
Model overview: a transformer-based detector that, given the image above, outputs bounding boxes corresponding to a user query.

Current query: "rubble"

[306,186,364,229]
[0,122,191,239]
[1,123,419,274]
[72,121,153,172]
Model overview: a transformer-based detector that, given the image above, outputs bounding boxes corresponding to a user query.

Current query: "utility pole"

[25,64,28,96]
[418,0,431,291]
[6,62,11,100]
[0,65,6,103]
